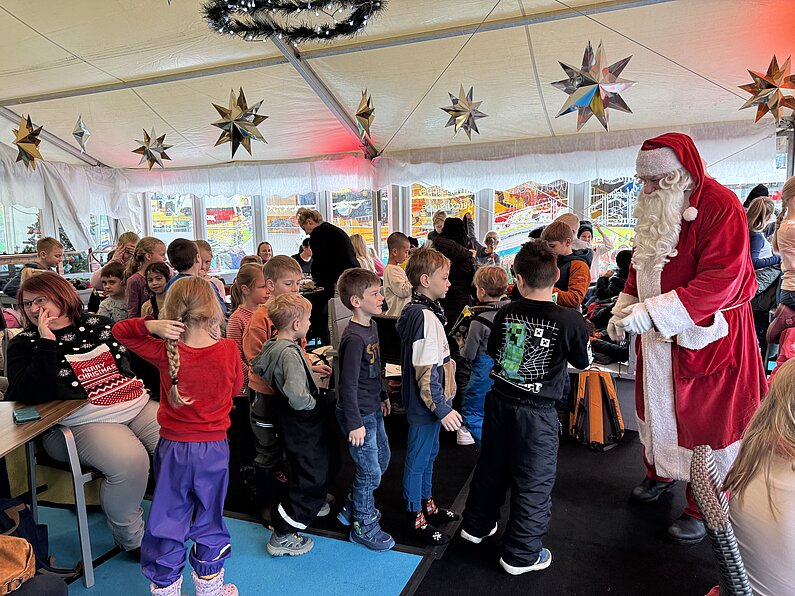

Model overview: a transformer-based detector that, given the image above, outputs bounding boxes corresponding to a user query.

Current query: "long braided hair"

[160,276,224,408]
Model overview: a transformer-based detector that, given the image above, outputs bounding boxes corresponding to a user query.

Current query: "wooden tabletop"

[0,401,87,458]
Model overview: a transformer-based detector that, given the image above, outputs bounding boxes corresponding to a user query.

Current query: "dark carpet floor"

[417,431,718,596]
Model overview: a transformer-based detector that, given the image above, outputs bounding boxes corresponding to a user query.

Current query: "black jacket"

[308,222,358,292]
[555,249,593,292]
[432,235,475,325]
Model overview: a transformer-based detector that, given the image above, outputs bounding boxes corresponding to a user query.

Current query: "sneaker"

[317,502,331,517]
[499,548,553,575]
[460,523,498,544]
[409,510,450,546]
[266,531,314,557]
[350,520,395,551]
[456,427,475,446]
[337,498,381,527]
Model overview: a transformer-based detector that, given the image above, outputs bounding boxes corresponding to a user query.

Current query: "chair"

[35,427,102,588]
[689,445,752,596]
[327,297,352,390]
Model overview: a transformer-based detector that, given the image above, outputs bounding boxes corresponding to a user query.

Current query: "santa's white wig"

[632,168,693,271]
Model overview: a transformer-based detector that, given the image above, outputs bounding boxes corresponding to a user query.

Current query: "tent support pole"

[271,37,379,160]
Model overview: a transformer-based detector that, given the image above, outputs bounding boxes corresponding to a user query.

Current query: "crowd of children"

[4,216,618,593]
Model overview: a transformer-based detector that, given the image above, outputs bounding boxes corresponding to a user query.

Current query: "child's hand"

[145,319,185,340]
[348,426,366,447]
[311,362,332,378]
[381,399,391,417]
[441,409,463,432]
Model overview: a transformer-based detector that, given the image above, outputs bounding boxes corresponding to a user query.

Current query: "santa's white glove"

[607,315,625,342]
[620,303,654,335]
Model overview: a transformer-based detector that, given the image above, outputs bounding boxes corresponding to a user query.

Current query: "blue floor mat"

[40,505,421,595]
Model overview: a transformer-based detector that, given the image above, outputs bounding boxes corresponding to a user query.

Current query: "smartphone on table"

[13,407,41,424]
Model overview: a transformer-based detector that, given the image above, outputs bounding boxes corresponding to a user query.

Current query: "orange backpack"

[570,369,625,451]
[0,535,35,595]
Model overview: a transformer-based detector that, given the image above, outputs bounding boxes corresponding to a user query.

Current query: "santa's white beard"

[632,185,688,272]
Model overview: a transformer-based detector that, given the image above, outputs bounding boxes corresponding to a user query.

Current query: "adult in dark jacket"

[297,208,358,344]
[431,218,476,326]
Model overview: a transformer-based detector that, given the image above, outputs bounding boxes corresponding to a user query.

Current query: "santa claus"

[608,132,766,544]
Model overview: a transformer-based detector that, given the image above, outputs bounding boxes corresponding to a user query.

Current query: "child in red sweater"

[113,276,243,596]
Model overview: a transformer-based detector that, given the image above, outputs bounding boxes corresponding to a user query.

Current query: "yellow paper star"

[551,41,636,131]
[356,90,375,140]
[739,55,795,123]
[132,128,172,170]
[12,114,43,170]
[211,88,268,158]
[441,86,487,140]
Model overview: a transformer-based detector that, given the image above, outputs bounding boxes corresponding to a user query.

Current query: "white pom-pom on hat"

[683,206,698,221]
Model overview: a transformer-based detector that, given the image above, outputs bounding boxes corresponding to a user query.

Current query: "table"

[0,400,87,518]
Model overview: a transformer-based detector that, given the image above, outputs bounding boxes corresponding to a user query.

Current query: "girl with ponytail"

[113,276,243,596]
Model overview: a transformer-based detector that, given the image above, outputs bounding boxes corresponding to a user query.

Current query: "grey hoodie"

[251,338,317,411]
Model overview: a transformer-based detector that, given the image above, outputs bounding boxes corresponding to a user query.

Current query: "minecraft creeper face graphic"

[530,325,552,349]
[501,321,528,379]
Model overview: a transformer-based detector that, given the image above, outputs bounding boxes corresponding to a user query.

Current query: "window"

[410,184,474,243]
[589,178,641,271]
[150,194,194,246]
[205,195,254,270]
[377,188,390,261]
[58,225,91,274]
[0,205,41,255]
[493,181,568,259]
[332,189,374,242]
[266,193,316,256]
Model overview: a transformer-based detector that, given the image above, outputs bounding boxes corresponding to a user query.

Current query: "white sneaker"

[460,523,498,544]
[317,502,331,517]
[457,427,475,446]
[499,548,553,575]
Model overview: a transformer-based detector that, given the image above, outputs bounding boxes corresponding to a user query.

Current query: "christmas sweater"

[5,315,149,426]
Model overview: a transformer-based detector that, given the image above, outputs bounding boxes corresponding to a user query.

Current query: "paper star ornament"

[12,114,43,170]
[356,90,375,140]
[441,86,487,139]
[211,88,268,158]
[551,41,636,131]
[132,128,172,170]
[739,55,795,123]
[73,115,90,153]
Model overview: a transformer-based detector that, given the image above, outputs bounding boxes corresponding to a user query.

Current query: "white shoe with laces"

[457,427,475,446]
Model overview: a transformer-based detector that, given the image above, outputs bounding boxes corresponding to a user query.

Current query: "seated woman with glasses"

[5,272,159,557]
[476,231,501,267]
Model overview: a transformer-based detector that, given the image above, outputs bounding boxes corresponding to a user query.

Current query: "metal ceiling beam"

[0,56,289,107]
[0,0,675,108]
[271,37,379,159]
[0,106,107,167]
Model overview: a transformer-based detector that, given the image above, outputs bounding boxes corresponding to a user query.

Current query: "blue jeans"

[403,421,441,512]
[461,354,494,444]
[336,408,390,522]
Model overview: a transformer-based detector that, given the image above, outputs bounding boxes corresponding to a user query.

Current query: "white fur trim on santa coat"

[683,206,698,221]
[677,311,729,350]
[636,146,683,177]
[644,289,694,339]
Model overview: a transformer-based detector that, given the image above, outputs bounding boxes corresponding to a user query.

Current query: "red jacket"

[113,318,243,442]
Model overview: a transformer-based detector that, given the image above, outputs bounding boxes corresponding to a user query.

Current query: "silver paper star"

[211,88,268,158]
[440,85,487,139]
[551,41,636,131]
[72,115,90,153]
[12,114,43,171]
[356,89,375,140]
[132,128,172,170]
[739,55,795,124]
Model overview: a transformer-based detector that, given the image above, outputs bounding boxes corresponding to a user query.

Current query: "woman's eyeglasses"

[21,296,49,310]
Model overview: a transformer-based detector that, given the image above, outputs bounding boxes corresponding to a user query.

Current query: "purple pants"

[141,439,231,588]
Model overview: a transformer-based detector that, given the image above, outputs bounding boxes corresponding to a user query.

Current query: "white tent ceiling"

[0,0,793,170]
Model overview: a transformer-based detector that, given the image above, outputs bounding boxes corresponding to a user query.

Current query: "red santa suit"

[615,133,766,483]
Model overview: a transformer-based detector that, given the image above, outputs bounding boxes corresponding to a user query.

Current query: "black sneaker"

[409,510,450,546]
[423,497,459,524]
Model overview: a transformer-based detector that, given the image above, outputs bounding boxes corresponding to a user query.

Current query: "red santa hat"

[635,132,705,222]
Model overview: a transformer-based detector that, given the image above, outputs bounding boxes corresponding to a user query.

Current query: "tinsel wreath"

[203,0,386,44]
